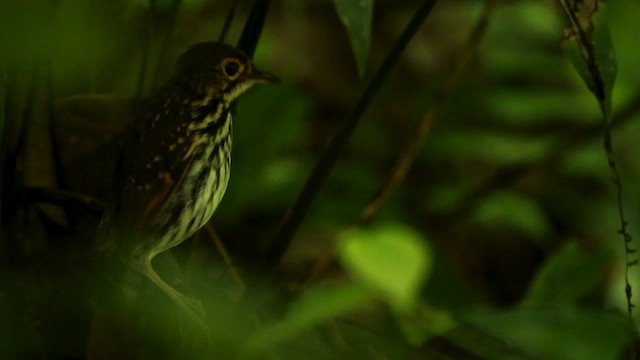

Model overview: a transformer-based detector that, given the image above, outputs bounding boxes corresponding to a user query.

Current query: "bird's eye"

[223,60,241,78]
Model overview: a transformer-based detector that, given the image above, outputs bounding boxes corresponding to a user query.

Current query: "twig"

[219,0,241,42]
[12,186,105,216]
[204,223,246,291]
[561,1,638,356]
[356,0,497,226]
[2,73,38,220]
[265,0,440,269]
[236,0,271,58]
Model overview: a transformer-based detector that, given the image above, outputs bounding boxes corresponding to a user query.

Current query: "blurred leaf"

[333,0,373,77]
[337,222,432,311]
[473,191,551,241]
[562,34,595,94]
[607,1,640,86]
[562,1,617,121]
[398,302,456,346]
[522,241,613,306]
[466,308,628,360]
[486,89,597,126]
[429,129,554,165]
[243,283,373,357]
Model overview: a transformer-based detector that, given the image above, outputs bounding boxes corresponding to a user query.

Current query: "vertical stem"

[237,0,271,57]
[219,0,241,42]
[136,0,158,99]
[265,0,440,269]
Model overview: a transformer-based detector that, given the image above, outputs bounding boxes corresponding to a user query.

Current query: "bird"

[102,41,278,322]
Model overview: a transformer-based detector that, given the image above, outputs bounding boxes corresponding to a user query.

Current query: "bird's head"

[175,41,278,104]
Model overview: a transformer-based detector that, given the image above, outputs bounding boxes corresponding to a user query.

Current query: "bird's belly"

[149,136,232,258]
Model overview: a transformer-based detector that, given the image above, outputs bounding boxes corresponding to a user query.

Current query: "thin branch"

[204,223,246,291]
[219,0,241,42]
[236,0,271,57]
[558,5,635,345]
[2,73,38,220]
[265,0,440,269]
[356,0,497,226]
[12,187,105,216]
[562,0,640,354]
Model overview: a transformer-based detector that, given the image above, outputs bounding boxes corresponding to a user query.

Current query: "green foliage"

[396,302,457,346]
[472,191,551,241]
[332,0,373,76]
[245,222,439,355]
[522,241,614,306]
[217,84,311,223]
[467,308,628,360]
[243,283,374,356]
[562,1,617,120]
[337,222,433,311]
[2,0,640,359]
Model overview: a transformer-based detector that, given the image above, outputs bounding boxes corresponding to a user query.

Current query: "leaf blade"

[337,222,433,311]
[333,0,374,77]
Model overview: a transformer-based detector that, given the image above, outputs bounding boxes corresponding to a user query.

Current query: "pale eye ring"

[223,60,242,79]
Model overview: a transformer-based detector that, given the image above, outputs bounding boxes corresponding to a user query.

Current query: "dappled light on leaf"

[337,222,432,311]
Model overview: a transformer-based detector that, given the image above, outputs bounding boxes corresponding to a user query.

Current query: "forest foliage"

[1,0,640,359]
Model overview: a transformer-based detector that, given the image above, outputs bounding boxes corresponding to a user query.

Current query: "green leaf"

[521,241,613,306]
[333,0,373,77]
[466,308,628,360]
[337,222,433,311]
[472,191,551,241]
[562,1,617,121]
[562,34,595,93]
[242,283,373,357]
[397,302,457,346]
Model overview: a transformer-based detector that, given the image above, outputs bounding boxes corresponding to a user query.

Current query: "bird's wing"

[115,89,210,238]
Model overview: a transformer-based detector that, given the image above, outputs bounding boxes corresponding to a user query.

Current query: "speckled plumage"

[106,41,277,321]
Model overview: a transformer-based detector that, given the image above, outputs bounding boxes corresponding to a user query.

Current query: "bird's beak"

[249,69,280,84]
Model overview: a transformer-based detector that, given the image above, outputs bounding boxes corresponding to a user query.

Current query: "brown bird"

[103,41,277,321]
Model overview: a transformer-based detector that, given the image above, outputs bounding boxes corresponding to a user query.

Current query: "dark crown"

[173,41,278,102]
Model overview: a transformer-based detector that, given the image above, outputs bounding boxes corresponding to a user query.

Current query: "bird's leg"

[130,256,207,330]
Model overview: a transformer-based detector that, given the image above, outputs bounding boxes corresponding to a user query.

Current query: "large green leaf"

[333,0,373,77]
[242,283,374,356]
[337,222,433,312]
[521,241,614,306]
[466,308,628,360]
